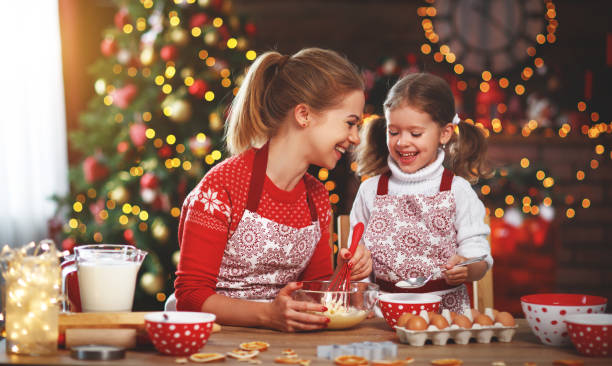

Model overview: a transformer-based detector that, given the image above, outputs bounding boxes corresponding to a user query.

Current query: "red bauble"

[140,172,160,190]
[129,123,147,147]
[83,156,109,183]
[117,141,129,153]
[114,9,130,29]
[100,38,117,57]
[111,84,138,109]
[160,45,178,61]
[218,25,230,41]
[158,145,173,158]
[62,238,77,254]
[188,79,208,98]
[190,13,208,28]
[123,229,135,245]
[244,22,257,36]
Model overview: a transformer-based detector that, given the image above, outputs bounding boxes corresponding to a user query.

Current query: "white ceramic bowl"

[520,293,607,346]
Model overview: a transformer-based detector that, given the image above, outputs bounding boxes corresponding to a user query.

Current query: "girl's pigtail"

[354,117,389,177]
[446,120,494,183]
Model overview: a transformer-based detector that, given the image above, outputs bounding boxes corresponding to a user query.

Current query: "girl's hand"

[442,255,469,286]
[338,243,372,281]
[265,282,329,332]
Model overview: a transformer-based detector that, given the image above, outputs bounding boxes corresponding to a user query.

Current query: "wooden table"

[0,319,609,365]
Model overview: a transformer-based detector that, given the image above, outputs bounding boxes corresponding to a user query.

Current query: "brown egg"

[397,313,414,327]
[495,311,516,326]
[449,311,458,321]
[407,315,428,331]
[429,314,449,329]
[452,314,472,329]
[474,314,494,326]
[492,309,500,319]
[470,308,481,320]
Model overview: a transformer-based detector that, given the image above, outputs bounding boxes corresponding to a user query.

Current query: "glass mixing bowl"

[292,281,379,330]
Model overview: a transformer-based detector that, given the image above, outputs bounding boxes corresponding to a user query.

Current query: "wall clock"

[430,0,546,74]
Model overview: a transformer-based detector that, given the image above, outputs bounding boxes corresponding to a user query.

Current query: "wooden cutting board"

[59,312,221,332]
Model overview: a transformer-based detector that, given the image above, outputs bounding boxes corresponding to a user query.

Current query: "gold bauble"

[109,186,129,204]
[151,218,169,243]
[209,112,223,131]
[170,28,189,46]
[180,67,194,79]
[140,272,164,295]
[237,37,248,51]
[168,99,192,123]
[204,31,218,46]
[198,0,211,7]
[172,250,181,266]
[140,46,155,66]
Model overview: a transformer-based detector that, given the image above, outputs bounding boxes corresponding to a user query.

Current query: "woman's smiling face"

[385,104,452,174]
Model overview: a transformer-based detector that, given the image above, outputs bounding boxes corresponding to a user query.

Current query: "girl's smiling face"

[385,104,453,174]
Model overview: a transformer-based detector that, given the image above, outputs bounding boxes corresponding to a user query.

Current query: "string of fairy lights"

[415,0,611,220]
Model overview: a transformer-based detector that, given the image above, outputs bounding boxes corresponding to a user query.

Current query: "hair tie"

[452,114,461,125]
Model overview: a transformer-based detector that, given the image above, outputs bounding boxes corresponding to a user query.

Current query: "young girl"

[173,48,372,332]
[350,73,493,314]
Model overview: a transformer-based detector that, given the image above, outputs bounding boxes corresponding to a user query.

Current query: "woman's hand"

[338,243,372,281]
[442,255,469,286]
[265,282,329,332]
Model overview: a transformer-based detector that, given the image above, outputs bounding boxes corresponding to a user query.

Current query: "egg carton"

[394,308,518,346]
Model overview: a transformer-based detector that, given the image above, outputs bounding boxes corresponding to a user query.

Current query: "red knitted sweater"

[174,147,333,311]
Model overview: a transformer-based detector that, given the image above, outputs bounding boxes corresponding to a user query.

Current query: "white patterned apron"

[214,142,321,300]
[365,169,470,314]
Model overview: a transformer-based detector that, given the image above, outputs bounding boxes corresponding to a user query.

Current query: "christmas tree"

[54,0,256,310]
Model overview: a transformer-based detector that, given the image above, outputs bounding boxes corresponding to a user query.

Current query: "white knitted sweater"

[350,150,493,269]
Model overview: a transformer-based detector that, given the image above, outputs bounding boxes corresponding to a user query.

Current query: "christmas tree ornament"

[110,84,139,109]
[140,272,164,295]
[151,218,169,242]
[100,37,117,57]
[172,250,181,266]
[83,156,109,183]
[114,9,131,30]
[62,237,77,254]
[117,49,131,64]
[163,98,192,123]
[180,67,194,79]
[190,12,209,28]
[160,45,178,61]
[157,145,173,159]
[129,123,148,147]
[140,46,155,66]
[189,136,211,157]
[209,112,223,131]
[140,172,160,190]
[204,30,219,46]
[169,27,189,46]
[198,0,211,8]
[117,141,129,153]
[123,229,135,245]
[109,186,130,204]
[89,199,106,224]
[236,37,248,51]
[188,79,208,98]
[94,79,107,95]
[140,188,157,204]
[244,22,257,36]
